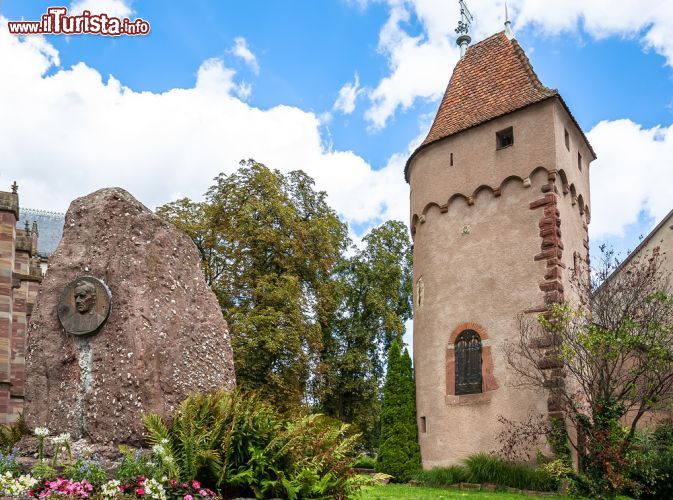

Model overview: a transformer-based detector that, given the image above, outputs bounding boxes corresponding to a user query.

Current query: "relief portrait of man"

[58,277,110,335]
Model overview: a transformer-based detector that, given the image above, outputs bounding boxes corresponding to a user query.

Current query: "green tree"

[506,247,673,497]
[376,339,421,482]
[157,161,414,449]
[157,160,348,409]
[316,220,413,450]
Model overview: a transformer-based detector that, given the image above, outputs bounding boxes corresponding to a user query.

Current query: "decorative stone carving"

[58,277,111,336]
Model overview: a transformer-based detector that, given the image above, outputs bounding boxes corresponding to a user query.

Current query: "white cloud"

[69,0,133,18]
[361,0,673,129]
[588,119,673,239]
[231,37,259,74]
[0,17,409,233]
[333,73,362,115]
[364,1,458,130]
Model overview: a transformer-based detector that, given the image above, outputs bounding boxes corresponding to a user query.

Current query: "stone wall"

[0,185,43,423]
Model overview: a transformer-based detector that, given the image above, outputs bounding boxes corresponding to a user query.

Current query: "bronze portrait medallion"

[58,276,111,336]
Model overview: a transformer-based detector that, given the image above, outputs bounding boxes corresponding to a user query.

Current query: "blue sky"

[1,0,672,268]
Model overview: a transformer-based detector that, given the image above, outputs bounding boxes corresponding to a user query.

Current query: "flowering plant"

[63,457,108,487]
[0,471,38,496]
[101,479,121,498]
[151,440,178,480]
[29,477,93,498]
[50,433,72,467]
[116,476,167,500]
[0,449,20,476]
[33,427,49,461]
[164,479,216,499]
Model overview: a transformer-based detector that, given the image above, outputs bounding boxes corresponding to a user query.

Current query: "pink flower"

[191,480,201,489]
[136,488,146,495]
[183,495,193,500]
[199,490,207,496]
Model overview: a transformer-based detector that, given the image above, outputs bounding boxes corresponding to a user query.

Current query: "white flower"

[33,427,49,437]
[160,438,169,445]
[101,479,121,499]
[144,478,166,500]
[151,443,165,456]
[51,432,71,445]
[0,473,38,496]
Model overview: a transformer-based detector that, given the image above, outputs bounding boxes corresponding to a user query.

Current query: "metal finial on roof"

[32,220,39,237]
[455,0,473,59]
[504,2,513,39]
[11,181,17,194]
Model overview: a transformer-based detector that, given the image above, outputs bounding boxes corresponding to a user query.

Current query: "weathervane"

[455,0,473,58]
[504,2,513,38]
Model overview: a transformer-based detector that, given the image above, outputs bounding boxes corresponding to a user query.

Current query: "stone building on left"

[0,182,64,423]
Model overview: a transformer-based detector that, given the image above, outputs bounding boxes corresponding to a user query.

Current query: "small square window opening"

[496,127,514,149]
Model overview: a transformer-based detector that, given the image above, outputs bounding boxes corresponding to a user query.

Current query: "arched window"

[455,330,482,395]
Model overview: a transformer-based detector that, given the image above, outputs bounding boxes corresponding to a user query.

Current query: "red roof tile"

[405,31,595,181]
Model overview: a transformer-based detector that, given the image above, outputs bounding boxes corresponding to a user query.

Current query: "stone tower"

[406,31,595,468]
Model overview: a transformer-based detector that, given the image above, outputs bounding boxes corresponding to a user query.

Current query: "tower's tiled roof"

[405,31,595,181]
[17,208,65,257]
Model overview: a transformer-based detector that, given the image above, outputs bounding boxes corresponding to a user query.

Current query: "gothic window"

[455,329,482,395]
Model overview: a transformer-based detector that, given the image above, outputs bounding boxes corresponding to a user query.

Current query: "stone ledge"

[445,390,493,406]
[12,272,42,284]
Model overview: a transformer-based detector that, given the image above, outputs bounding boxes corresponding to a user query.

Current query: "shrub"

[625,420,673,499]
[463,453,557,491]
[376,340,420,482]
[143,389,360,499]
[415,454,558,492]
[352,455,377,469]
[415,465,469,486]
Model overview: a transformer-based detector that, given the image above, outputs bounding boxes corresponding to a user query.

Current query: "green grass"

[357,484,561,499]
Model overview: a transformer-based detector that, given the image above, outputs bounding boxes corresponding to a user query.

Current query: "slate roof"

[17,208,65,257]
[405,31,595,181]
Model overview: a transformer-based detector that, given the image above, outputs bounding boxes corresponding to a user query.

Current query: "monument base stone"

[25,188,236,444]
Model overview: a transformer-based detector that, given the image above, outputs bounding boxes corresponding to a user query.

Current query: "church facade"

[406,30,595,467]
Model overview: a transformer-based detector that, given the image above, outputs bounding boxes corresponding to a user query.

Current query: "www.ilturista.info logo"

[7,7,150,36]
